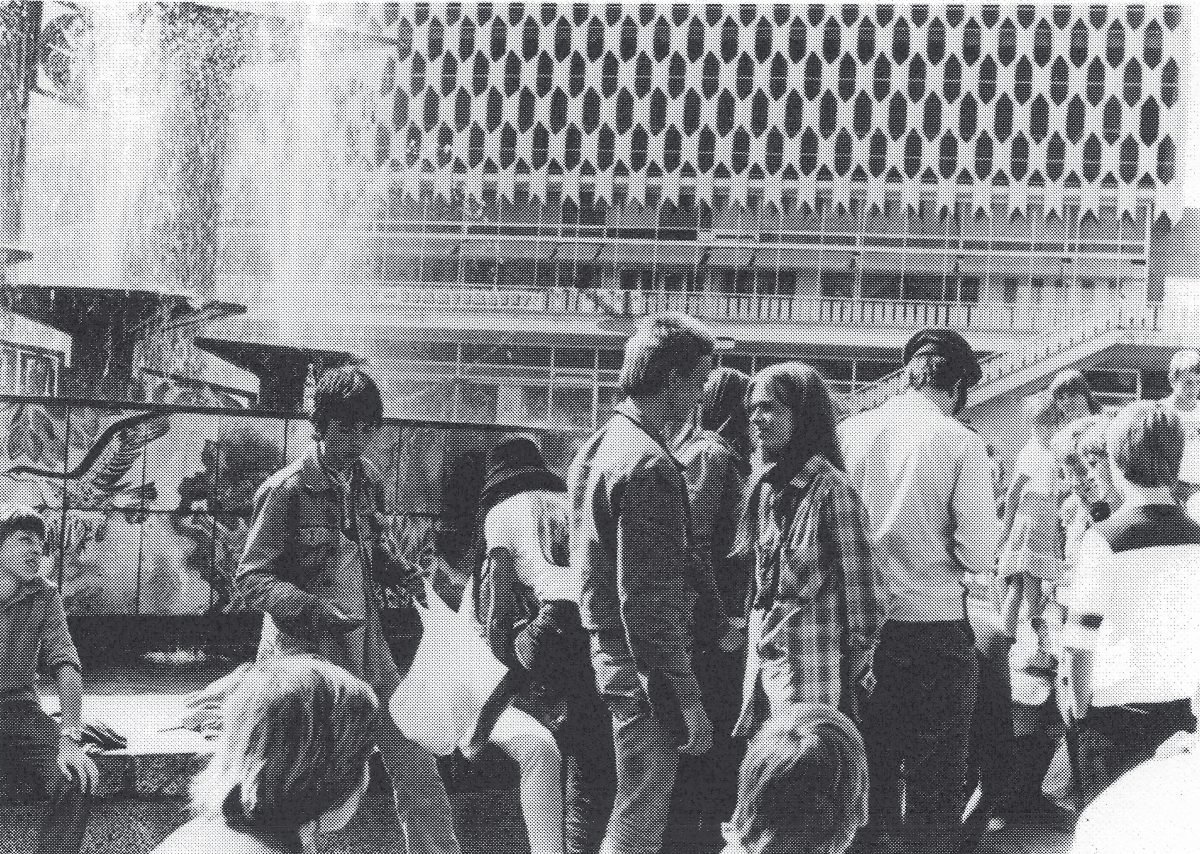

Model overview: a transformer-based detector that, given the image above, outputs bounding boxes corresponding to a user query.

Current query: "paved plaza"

[2,660,1074,854]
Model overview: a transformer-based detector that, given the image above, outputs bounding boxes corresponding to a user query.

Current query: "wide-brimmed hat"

[479,438,566,517]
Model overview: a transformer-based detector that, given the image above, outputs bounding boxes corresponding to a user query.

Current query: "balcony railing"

[366,283,1156,332]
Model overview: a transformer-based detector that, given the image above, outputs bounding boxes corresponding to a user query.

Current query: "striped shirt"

[1063,502,1200,707]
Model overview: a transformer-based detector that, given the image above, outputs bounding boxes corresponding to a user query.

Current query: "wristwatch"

[61,726,85,745]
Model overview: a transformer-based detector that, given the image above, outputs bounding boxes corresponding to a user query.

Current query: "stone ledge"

[1,743,520,803]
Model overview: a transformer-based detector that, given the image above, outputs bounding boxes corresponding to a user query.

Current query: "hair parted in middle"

[190,656,379,833]
[746,361,845,471]
[618,313,716,398]
[1047,369,1098,414]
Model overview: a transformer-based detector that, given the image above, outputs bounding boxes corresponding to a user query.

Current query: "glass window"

[519,386,550,423]
[551,386,595,428]
[19,353,56,396]
[555,348,597,370]
[457,382,498,422]
[862,273,901,300]
[821,271,855,299]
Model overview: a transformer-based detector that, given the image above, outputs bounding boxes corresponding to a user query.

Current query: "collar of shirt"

[614,401,685,472]
[299,444,337,494]
[1118,483,1177,510]
[0,577,47,611]
[762,455,829,529]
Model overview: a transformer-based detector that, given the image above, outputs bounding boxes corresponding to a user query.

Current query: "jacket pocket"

[296,524,336,577]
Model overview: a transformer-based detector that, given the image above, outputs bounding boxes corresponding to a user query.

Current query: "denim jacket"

[234,443,410,699]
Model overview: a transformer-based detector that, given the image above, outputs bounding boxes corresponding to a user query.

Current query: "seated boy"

[0,504,95,854]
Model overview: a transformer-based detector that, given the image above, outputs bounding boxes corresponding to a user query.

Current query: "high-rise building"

[17,4,1200,464]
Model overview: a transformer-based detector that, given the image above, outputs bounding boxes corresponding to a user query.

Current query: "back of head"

[730,705,868,854]
[1107,399,1183,489]
[311,366,383,433]
[193,656,379,833]
[699,366,752,447]
[619,313,715,398]
[748,362,845,470]
[902,328,982,394]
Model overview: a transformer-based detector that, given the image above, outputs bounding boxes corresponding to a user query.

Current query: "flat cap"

[902,328,983,387]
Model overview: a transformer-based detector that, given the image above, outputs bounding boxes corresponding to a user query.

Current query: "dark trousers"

[0,694,91,854]
[517,603,615,854]
[561,694,617,854]
[662,646,744,854]
[1076,699,1196,805]
[863,621,979,854]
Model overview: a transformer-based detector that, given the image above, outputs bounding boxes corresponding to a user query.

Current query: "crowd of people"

[5,321,1200,854]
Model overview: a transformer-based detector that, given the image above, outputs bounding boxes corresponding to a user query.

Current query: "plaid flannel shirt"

[736,455,886,732]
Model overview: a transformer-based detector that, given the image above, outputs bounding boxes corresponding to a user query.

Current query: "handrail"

[363,283,1157,332]
[845,309,1152,414]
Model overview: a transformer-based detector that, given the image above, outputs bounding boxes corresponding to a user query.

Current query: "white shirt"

[484,491,579,604]
[1172,405,1200,485]
[1013,434,1059,495]
[1063,502,1200,707]
[839,390,1001,622]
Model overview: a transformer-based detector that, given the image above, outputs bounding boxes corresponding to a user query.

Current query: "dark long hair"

[749,362,845,472]
[699,366,752,458]
[731,362,845,561]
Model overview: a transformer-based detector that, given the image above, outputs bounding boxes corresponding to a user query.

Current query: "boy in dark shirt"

[0,504,94,854]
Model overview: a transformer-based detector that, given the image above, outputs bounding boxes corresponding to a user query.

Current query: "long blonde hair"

[191,656,379,834]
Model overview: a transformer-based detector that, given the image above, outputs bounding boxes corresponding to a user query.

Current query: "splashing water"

[20,3,392,396]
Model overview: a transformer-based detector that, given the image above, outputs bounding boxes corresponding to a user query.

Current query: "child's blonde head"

[192,656,378,833]
[730,705,868,854]
[1052,414,1113,470]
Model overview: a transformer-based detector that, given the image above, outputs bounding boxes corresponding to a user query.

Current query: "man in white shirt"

[840,329,1001,854]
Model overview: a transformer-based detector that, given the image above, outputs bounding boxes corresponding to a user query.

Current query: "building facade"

[17,4,1199,458]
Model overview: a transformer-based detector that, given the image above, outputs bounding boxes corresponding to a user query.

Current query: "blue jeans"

[863,621,979,854]
[0,693,91,854]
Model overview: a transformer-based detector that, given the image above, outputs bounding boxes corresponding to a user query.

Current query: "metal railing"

[366,283,1157,331]
[846,306,1161,414]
